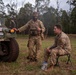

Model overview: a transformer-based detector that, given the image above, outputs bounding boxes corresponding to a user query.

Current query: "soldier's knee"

[51,49,56,54]
[28,46,33,50]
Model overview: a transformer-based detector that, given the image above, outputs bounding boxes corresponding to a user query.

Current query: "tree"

[70,7,76,33]
[17,3,33,27]
[67,0,76,33]
[5,0,18,28]
[56,0,60,23]
[0,0,5,17]
[17,3,33,34]
[60,10,70,33]
[35,0,50,14]
[6,2,17,17]
[71,0,76,7]
[43,7,57,35]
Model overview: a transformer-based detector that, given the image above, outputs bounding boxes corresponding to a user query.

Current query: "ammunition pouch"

[29,29,39,36]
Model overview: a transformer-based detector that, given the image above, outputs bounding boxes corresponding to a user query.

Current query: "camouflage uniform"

[44,32,71,65]
[10,19,16,29]
[18,19,45,60]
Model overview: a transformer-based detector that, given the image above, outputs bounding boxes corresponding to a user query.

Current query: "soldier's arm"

[18,21,30,32]
[39,21,45,33]
[46,42,57,52]
[49,42,57,49]
[59,37,66,48]
[49,44,56,49]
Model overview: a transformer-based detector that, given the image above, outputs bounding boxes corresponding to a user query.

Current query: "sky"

[3,0,70,11]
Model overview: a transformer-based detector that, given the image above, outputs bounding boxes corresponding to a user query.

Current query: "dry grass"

[0,35,76,75]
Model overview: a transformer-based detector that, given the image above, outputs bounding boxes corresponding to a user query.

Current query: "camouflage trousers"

[27,36,42,59]
[44,47,70,65]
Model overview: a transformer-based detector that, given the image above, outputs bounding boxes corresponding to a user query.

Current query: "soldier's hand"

[37,27,41,31]
[13,28,19,32]
[47,47,51,52]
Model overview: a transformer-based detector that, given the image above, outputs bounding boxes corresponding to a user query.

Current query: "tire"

[0,38,19,62]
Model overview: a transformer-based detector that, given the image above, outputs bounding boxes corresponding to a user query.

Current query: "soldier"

[41,25,71,71]
[14,12,45,62]
[9,17,16,29]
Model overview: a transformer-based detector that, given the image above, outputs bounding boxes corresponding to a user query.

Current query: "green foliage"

[35,0,50,13]
[1,0,76,35]
[60,10,70,33]
[70,70,76,75]
[42,7,57,35]
[66,0,76,34]
[70,7,76,33]
[6,2,17,17]
[71,0,76,7]
[0,0,5,17]
[17,3,33,28]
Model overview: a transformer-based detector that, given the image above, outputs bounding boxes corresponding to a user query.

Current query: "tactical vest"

[29,21,41,36]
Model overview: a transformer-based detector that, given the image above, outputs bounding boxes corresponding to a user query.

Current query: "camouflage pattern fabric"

[44,32,71,65]
[18,19,45,60]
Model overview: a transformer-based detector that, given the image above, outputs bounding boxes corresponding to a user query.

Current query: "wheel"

[0,38,19,62]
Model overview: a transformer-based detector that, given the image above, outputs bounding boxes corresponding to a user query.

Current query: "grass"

[0,34,76,75]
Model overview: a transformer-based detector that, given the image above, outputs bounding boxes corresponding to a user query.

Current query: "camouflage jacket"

[18,19,45,36]
[50,32,71,51]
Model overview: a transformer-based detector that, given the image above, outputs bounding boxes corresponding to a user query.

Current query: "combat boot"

[31,57,38,62]
[33,58,38,62]
[26,56,30,59]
